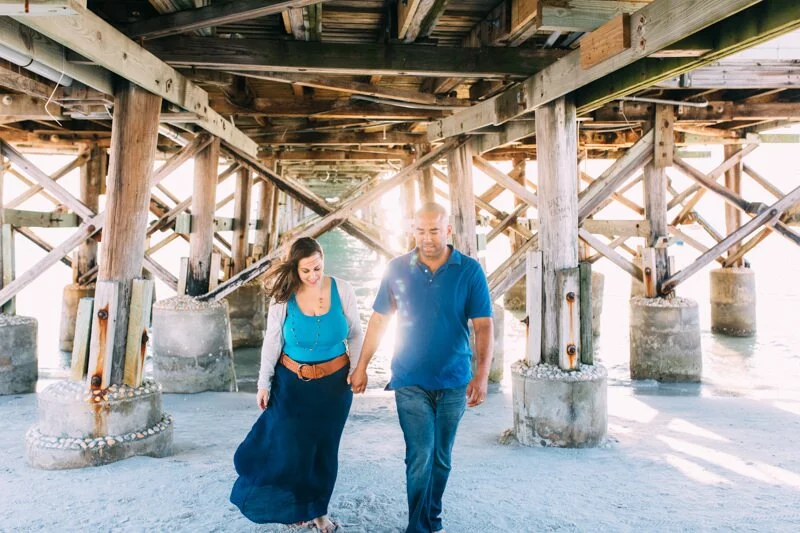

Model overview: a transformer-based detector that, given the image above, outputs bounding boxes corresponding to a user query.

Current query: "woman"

[230,237,363,533]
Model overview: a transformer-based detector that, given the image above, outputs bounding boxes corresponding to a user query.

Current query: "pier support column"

[512,96,607,447]
[152,137,235,392]
[417,143,434,204]
[709,147,756,336]
[26,81,172,468]
[630,105,702,381]
[59,143,104,352]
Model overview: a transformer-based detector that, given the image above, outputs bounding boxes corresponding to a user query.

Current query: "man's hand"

[349,367,368,394]
[257,388,270,410]
[466,375,488,407]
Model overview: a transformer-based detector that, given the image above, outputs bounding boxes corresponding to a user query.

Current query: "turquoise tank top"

[282,278,348,363]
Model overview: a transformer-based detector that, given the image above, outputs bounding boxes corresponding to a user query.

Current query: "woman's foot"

[312,515,338,533]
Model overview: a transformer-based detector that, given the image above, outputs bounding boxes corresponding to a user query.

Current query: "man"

[349,202,494,533]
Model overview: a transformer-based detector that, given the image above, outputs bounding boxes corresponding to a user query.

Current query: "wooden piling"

[187,138,220,296]
[232,167,252,275]
[447,141,478,259]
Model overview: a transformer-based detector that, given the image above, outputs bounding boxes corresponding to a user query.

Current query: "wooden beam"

[402,0,449,43]
[231,167,252,275]
[4,151,88,209]
[473,155,539,209]
[429,0,774,140]
[447,142,478,259]
[144,37,566,78]
[580,14,631,70]
[257,131,424,146]
[14,1,258,156]
[579,228,642,281]
[538,0,653,32]
[127,0,330,40]
[664,182,800,292]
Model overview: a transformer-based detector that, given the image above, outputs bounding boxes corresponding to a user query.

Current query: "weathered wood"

[76,144,103,282]
[579,261,593,365]
[210,252,221,289]
[447,142,478,259]
[122,279,153,388]
[525,250,542,366]
[555,267,581,370]
[417,144,435,204]
[254,167,276,257]
[743,164,784,199]
[537,97,578,366]
[0,141,93,219]
[724,145,743,266]
[580,14,631,70]
[87,280,119,390]
[70,297,93,381]
[723,228,771,268]
[98,81,161,385]
[127,0,329,40]
[487,204,528,243]
[3,151,88,209]
[145,37,566,78]
[177,257,189,296]
[578,228,643,281]
[643,120,669,294]
[232,167,252,275]
[578,131,653,219]
[474,155,539,209]
[142,255,178,292]
[664,182,800,293]
[402,0,449,43]
[14,2,257,156]
[187,138,220,296]
[538,0,653,32]
[0,224,14,315]
[1,209,78,228]
[654,104,675,168]
[430,0,765,139]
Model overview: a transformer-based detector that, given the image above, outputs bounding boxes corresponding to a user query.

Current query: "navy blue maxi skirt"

[230,361,353,524]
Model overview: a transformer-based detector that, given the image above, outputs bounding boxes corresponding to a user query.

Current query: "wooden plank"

[474,155,539,209]
[578,228,642,281]
[579,261,593,365]
[1,224,14,315]
[0,0,84,16]
[654,104,675,168]
[142,254,178,292]
[2,208,79,228]
[144,37,566,79]
[4,151,89,209]
[403,0,449,43]
[511,0,538,36]
[642,247,657,297]
[177,257,189,296]
[580,14,631,70]
[555,267,581,370]
[664,182,800,292]
[69,296,93,381]
[525,250,542,366]
[398,0,422,39]
[0,140,94,219]
[743,164,785,199]
[209,253,221,290]
[123,279,153,388]
[14,2,258,156]
[538,0,653,32]
[86,280,119,390]
[127,0,329,40]
[430,0,764,140]
[447,143,478,259]
[231,167,252,275]
[256,131,424,146]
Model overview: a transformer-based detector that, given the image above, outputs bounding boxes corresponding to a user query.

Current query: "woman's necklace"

[290,286,325,352]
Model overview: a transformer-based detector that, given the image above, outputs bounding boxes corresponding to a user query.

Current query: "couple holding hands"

[230,203,494,533]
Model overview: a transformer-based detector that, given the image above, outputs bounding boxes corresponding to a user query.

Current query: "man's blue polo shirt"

[372,245,492,390]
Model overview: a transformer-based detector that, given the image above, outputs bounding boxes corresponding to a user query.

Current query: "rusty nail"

[97,309,108,320]
[90,375,101,387]
[567,344,577,356]
[566,292,576,302]
[645,267,652,275]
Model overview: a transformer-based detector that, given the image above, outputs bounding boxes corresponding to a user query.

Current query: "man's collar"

[409,245,461,266]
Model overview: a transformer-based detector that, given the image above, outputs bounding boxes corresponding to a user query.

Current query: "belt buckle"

[296,363,313,382]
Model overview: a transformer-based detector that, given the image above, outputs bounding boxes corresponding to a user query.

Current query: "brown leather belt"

[280,353,349,382]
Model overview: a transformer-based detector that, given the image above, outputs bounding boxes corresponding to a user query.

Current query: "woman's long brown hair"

[263,237,324,303]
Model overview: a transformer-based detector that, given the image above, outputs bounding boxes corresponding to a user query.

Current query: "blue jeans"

[395,385,467,533]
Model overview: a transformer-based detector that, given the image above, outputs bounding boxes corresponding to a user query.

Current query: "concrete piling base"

[223,281,265,348]
[25,379,173,469]
[0,315,38,395]
[630,296,702,382]
[710,268,756,337]
[58,283,95,352]
[151,296,236,393]
[511,362,607,447]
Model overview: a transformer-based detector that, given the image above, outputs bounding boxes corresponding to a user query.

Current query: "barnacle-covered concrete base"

[25,379,173,470]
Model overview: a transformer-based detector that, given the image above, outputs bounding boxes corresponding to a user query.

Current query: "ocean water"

[6,138,800,405]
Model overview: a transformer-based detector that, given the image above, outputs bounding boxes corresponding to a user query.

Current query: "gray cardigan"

[258,277,364,391]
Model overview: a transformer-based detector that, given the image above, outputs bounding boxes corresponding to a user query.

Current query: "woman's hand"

[348,367,368,394]
[257,388,270,410]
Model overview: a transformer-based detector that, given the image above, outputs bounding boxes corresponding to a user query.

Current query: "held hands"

[257,389,270,411]
[348,367,368,394]
[466,375,488,407]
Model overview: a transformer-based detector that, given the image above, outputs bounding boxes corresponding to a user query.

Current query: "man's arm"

[350,311,391,393]
[467,317,494,407]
